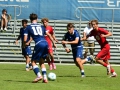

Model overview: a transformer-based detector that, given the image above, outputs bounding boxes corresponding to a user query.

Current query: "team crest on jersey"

[96,35,100,40]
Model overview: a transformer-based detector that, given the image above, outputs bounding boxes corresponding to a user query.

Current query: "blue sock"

[86,57,91,61]
[33,65,40,75]
[81,70,85,75]
[42,68,47,79]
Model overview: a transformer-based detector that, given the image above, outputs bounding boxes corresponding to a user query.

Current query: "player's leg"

[89,42,95,64]
[32,60,43,83]
[104,60,117,77]
[83,41,88,58]
[24,55,31,71]
[39,58,48,83]
[4,18,8,31]
[49,52,56,70]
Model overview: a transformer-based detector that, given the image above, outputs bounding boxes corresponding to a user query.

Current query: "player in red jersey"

[41,18,58,70]
[82,19,117,77]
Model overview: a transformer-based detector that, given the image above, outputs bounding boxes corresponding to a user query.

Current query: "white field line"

[0,62,120,66]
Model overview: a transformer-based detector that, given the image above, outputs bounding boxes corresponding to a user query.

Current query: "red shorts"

[96,44,110,60]
[46,40,53,53]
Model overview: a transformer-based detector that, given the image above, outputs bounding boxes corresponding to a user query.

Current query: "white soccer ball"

[48,72,56,81]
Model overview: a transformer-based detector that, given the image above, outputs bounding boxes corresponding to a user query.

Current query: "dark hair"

[67,23,74,30]
[41,18,49,23]
[29,13,38,21]
[2,9,7,13]
[22,19,28,24]
[91,19,99,24]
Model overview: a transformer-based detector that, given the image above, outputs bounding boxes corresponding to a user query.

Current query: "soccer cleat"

[89,55,95,64]
[49,63,53,70]
[52,63,56,70]
[32,76,43,83]
[81,75,85,78]
[110,72,117,77]
[26,68,30,71]
[42,79,48,83]
[107,65,111,75]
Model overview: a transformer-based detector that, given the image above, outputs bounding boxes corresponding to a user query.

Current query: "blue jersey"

[20,27,30,47]
[63,30,82,49]
[24,23,46,44]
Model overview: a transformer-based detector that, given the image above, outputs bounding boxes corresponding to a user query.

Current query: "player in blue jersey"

[15,19,32,71]
[62,23,93,77]
[24,13,56,83]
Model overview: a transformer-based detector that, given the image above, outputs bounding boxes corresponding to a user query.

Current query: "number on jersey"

[32,26,43,35]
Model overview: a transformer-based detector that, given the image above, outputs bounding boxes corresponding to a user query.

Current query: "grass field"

[0,63,119,90]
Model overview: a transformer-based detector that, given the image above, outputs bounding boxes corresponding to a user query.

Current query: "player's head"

[91,19,98,30]
[2,9,7,14]
[41,18,49,27]
[67,23,74,34]
[22,19,28,28]
[29,13,38,22]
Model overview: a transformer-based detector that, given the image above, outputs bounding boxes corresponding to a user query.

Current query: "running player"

[24,13,56,83]
[62,23,93,77]
[15,19,32,71]
[82,19,117,77]
[41,18,58,70]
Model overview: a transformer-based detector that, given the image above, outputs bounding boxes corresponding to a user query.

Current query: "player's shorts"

[46,40,53,53]
[32,41,48,61]
[72,46,83,62]
[96,44,110,60]
[22,46,32,56]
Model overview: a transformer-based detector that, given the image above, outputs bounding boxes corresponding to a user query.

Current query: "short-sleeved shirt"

[62,30,82,49]
[24,23,46,44]
[83,26,95,43]
[44,26,54,42]
[87,27,109,48]
[20,27,30,47]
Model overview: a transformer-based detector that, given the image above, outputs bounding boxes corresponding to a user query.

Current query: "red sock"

[103,63,107,67]
[111,69,114,73]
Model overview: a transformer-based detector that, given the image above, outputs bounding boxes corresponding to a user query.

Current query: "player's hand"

[65,48,71,53]
[61,41,68,44]
[53,43,57,48]
[15,40,18,45]
[55,39,59,43]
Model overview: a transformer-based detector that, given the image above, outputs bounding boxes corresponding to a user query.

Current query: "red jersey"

[88,27,109,48]
[45,26,54,42]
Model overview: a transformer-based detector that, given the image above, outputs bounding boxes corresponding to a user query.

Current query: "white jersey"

[83,26,95,43]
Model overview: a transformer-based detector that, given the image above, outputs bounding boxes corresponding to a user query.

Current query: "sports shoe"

[4,28,7,31]
[107,65,111,75]
[110,72,117,77]
[89,55,95,64]
[32,76,43,83]
[42,79,48,83]
[0,28,3,32]
[26,68,30,71]
[81,75,85,78]
[52,63,56,70]
[49,63,53,70]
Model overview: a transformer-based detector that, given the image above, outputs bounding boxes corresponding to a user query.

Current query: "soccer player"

[24,13,56,83]
[62,23,93,77]
[41,18,58,70]
[15,19,32,71]
[82,19,117,77]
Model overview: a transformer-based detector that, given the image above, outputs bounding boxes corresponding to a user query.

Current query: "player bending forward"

[82,19,117,77]
[62,23,93,77]
[24,13,56,83]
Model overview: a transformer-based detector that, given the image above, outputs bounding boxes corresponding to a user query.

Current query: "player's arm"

[15,35,21,45]
[52,34,58,43]
[26,37,33,46]
[62,37,79,44]
[46,32,56,48]
[101,31,112,37]
[61,34,71,53]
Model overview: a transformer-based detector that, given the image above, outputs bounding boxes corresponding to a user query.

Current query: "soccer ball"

[48,72,56,81]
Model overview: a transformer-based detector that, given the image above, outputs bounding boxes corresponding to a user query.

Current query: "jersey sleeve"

[51,27,54,35]
[99,28,109,34]
[62,33,67,41]
[75,30,80,39]
[24,26,29,36]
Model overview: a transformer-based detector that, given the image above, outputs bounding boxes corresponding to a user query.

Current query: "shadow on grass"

[4,80,34,83]
[57,75,105,77]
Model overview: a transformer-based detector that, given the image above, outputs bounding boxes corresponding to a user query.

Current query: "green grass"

[0,63,119,90]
